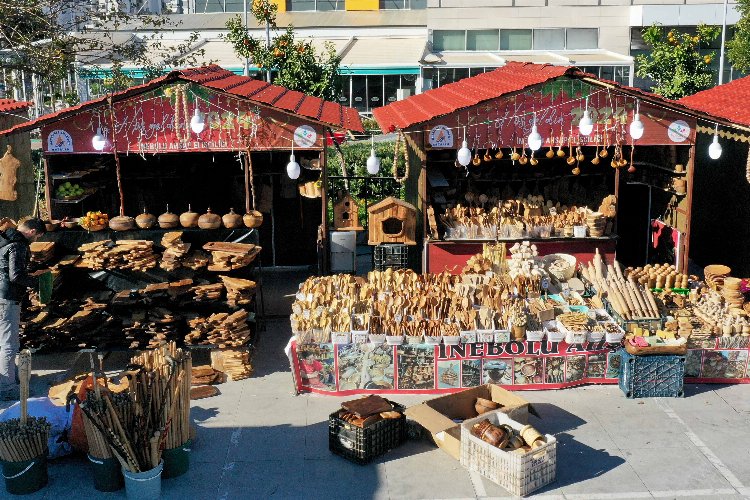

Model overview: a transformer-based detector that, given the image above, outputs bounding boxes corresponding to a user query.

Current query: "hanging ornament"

[457,126,472,167]
[546,130,555,158]
[527,113,542,151]
[629,100,644,140]
[366,135,381,175]
[709,125,722,159]
[92,127,107,151]
[287,136,300,180]
[392,130,410,184]
[190,107,205,134]
[578,98,594,136]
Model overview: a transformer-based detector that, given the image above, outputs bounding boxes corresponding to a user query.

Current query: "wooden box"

[367,197,417,246]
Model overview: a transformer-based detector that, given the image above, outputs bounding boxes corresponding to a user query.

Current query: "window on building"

[316,0,343,10]
[384,75,400,103]
[351,76,367,112]
[337,75,351,107]
[567,28,598,50]
[287,0,315,11]
[422,68,438,91]
[467,30,499,51]
[580,66,630,86]
[533,29,565,50]
[381,0,426,7]
[367,75,383,110]
[500,30,532,50]
[195,0,224,12]
[401,73,417,96]
[223,0,244,11]
[433,30,466,51]
[421,67,497,89]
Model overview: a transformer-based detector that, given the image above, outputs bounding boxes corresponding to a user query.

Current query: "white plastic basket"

[351,331,368,344]
[494,330,510,343]
[477,330,495,343]
[424,335,442,345]
[386,335,404,346]
[557,320,588,344]
[460,330,478,344]
[405,334,424,345]
[368,334,386,345]
[443,335,460,345]
[587,331,605,343]
[460,411,557,496]
[526,330,545,342]
[331,332,351,344]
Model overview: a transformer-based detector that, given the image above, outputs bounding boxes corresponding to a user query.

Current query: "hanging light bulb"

[366,136,380,175]
[629,100,644,140]
[92,127,107,151]
[709,125,722,160]
[287,137,301,179]
[190,107,205,134]
[457,126,472,166]
[527,113,542,151]
[578,98,593,136]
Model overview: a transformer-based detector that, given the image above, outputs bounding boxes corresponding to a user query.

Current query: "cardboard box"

[406,384,538,461]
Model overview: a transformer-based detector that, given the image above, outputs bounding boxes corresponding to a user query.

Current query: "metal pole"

[243,0,249,77]
[719,0,728,85]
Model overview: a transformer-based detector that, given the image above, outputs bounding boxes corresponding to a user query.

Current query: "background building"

[6,0,744,117]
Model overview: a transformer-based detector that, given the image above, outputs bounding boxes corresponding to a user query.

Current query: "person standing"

[0,219,45,400]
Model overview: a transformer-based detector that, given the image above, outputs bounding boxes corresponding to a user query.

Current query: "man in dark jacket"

[0,219,45,400]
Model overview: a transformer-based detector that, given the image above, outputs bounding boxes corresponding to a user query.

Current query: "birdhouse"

[368,197,417,245]
[333,193,364,231]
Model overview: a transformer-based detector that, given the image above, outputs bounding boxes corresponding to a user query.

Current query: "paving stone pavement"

[1,317,749,500]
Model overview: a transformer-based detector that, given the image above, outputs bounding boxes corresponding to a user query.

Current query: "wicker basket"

[542,253,577,281]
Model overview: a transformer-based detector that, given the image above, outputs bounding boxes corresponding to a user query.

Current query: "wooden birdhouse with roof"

[333,192,364,231]
[368,197,417,245]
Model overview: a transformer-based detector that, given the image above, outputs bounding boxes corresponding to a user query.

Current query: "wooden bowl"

[45,220,61,232]
[704,265,731,277]
[474,397,501,415]
[61,218,80,229]
[84,223,107,232]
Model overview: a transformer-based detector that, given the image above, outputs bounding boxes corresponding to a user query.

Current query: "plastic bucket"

[88,454,123,492]
[162,439,191,479]
[1,453,48,495]
[122,460,163,500]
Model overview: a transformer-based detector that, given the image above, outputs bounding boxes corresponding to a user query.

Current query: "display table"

[425,238,617,274]
[288,337,750,395]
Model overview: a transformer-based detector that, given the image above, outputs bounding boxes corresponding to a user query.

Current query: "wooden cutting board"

[0,145,20,201]
[203,242,255,255]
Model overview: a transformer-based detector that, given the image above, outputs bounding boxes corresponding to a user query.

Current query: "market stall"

[0,65,363,353]
[288,256,750,395]
[371,62,726,275]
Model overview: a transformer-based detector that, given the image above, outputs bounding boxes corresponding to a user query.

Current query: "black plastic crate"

[619,350,685,398]
[329,402,406,464]
[374,244,409,271]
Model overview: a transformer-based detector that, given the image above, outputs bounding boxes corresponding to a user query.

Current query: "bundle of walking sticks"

[0,351,51,462]
[75,343,192,472]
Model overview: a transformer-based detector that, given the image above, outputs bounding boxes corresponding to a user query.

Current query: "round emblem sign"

[667,120,691,143]
[294,125,317,148]
[47,130,74,152]
[428,125,454,148]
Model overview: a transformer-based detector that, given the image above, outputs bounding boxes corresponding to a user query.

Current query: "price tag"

[541,277,551,290]
[549,207,558,216]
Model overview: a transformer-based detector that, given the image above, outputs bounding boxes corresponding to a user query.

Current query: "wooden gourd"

[198,208,221,229]
[222,208,243,229]
[243,210,263,229]
[135,208,156,229]
[180,204,199,228]
[109,215,135,231]
[158,206,180,229]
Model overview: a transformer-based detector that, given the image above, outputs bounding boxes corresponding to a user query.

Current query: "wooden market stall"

[0,65,363,353]
[372,62,726,275]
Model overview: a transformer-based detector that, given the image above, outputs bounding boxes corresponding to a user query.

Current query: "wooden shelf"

[634,161,687,176]
[51,190,97,204]
[625,181,686,197]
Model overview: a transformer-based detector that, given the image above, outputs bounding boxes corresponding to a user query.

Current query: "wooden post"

[42,156,52,220]
[681,143,697,273]
[320,143,328,275]
[108,98,125,216]
[243,150,251,213]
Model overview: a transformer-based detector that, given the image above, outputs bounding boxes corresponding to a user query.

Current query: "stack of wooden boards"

[77,240,157,271]
[186,310,251,348]
[219,276,256,307]
[204,242,261,272]
[160,232,191,271]
[210,349,253,381]
[30,242,54,264]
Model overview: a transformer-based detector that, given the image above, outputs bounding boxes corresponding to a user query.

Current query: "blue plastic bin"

[619,350,685,398]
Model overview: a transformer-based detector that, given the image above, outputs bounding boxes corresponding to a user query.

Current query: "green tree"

[635,24,721,99]
[223,1,342,101]
[0,0,206,105]
[728,0,750,72]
